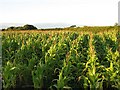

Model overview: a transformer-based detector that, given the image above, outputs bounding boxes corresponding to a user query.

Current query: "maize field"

[1,28,120,89]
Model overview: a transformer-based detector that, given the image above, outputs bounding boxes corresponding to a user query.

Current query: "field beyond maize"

[2,27,120,89]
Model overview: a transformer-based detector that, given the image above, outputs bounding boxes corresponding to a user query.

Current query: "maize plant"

[2,28,120,89]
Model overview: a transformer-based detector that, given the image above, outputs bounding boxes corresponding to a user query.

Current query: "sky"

[0,0,119,26]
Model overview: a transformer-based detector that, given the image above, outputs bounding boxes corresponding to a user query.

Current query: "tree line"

[2,24,37,31]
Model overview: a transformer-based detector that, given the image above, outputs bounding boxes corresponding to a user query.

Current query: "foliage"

[2,27,120,89]
[5,24,37,31]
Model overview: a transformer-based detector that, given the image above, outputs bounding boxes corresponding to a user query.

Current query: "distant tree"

[70,25,76,28]
[22,24,37,30]
[1,29,5,31]
[114,23,118,26]
[15,26,24,30]
[3,24,38,31]
[7,26,15,30]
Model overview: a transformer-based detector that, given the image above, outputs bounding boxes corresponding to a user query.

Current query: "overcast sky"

[0,0,119,26]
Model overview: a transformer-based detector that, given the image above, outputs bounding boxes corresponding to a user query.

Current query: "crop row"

[2,31,120,89]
